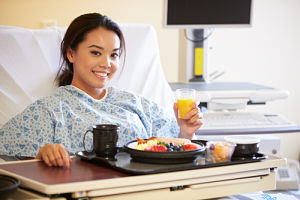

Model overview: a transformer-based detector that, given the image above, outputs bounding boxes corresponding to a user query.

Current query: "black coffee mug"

[83,124,119,159]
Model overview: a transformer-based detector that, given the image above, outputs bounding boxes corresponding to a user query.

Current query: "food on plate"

[144,144,167,152]
[182,143,200,151]
[135,138,159,150]
[137,136,157,145]
[156,137,191,146]
[134,137,200,152]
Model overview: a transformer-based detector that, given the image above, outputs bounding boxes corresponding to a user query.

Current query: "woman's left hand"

[173,102,203,140]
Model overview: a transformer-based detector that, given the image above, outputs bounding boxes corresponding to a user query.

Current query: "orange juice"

[177,98,195,119]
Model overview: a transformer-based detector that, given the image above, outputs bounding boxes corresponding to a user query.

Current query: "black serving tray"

[76,140,267,175]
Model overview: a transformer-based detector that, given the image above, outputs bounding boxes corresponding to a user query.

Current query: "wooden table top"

[0,158,129,185]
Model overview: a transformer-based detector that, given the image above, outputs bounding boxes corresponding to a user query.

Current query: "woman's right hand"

[36,144,72,168]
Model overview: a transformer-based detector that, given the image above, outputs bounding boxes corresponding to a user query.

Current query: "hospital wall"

[0,0,300,161]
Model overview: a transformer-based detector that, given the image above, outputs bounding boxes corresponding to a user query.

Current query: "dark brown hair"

[56,13,126,86]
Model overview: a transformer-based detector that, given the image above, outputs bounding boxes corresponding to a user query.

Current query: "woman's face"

[67,27,120,97]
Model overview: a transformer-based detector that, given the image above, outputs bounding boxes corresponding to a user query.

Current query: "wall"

[0,0,299,160]
[0,0,179,82]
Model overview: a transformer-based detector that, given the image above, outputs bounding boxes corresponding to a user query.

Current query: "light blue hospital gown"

[0,85,179,157]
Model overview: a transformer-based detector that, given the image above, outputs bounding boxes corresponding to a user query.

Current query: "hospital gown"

[0,85,179,157]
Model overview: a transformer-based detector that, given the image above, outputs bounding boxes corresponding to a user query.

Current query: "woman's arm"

[0,99,72,168]
[140,96,202,139]
[0,100,52,157]
[173,102,203,140]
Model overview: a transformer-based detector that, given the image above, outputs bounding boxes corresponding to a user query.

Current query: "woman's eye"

[111,53,119,58]
[91,51,101,56]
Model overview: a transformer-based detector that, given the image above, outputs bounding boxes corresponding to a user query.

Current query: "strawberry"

[182,143,199,151]
[144,145,167,152]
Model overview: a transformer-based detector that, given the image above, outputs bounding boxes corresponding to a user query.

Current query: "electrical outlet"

[40,19,57,28]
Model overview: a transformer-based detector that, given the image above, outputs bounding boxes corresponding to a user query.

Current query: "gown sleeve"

[0,99,55,157]
[140,97,180,138]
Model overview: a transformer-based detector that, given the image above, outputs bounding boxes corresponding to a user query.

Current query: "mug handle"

[83,130,93,153]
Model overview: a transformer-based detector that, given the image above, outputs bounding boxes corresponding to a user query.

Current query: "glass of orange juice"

[176,88,196,119]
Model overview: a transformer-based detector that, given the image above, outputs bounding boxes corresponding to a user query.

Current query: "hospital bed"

[0,23,175,127]
[0,24,289,199]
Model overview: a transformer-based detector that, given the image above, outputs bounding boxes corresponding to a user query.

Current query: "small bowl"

[206,141,236,163]
[224,136,260,158]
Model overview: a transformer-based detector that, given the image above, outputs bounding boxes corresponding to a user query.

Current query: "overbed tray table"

[0,153,286,200]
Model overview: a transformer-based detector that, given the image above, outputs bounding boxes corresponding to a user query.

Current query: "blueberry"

[174,145,181,151]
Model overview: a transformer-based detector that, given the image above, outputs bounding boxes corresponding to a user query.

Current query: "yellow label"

[194,48,204,76]
[177,99,195,119]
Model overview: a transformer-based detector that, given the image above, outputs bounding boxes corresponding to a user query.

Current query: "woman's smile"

[92,70,109,80]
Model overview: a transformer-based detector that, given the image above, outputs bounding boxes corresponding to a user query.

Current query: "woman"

[0,13,203,168]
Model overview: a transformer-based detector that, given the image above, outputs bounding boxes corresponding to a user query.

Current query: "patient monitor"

[164,0,252,83]
[164,0,290,110]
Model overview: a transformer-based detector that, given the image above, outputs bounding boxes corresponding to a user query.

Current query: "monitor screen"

[164,0,252,28]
